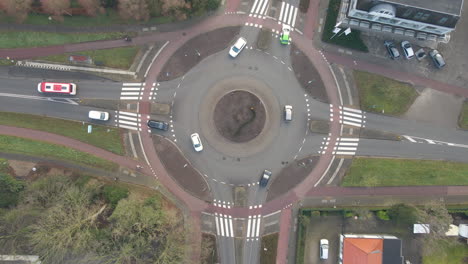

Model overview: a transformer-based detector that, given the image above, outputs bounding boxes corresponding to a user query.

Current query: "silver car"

[429,50,446,68]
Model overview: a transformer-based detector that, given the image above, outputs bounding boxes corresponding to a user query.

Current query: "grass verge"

[0,30,127,49]
[423,241,468,264]
[0,135,118,171]
[260,233,279,264]
[354,70,418,115]
[0,112,124,155]
[458,101,468,130]
[342,158,468,187]
[39,46,140,70]
[321,0,368,52]
[0,10,174,27]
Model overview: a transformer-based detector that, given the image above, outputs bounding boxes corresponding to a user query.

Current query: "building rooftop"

[385,0,464,15]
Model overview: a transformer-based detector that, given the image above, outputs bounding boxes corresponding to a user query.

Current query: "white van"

[284,105,292,121]
[88,110,109,121]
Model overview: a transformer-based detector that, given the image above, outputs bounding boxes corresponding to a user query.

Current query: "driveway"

[304,213,342,264]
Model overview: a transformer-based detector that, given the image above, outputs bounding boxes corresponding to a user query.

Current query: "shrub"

[311,210,321,217]
[102,185,128,207]
[205,0,220,11]
[376,210,390,220]
[344,210,354,218]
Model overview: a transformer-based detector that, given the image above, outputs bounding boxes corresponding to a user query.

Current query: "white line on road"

[403,135,417,142]
[343,107,362,113]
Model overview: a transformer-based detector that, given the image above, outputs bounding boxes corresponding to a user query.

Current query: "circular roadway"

[170,44,314,186]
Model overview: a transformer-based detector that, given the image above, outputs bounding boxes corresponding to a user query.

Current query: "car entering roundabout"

[280,25,291,45]
[229,37,247,58]
[259,169,272,187]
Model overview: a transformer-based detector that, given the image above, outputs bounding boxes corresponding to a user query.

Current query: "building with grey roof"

[337,0,464,42]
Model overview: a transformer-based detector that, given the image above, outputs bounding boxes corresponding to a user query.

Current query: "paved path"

[276,208,292,264]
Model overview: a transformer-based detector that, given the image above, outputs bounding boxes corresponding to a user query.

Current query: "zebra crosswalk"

[120,83,144,100]
[333,137,359,156]
[249,0,269,18]
[246,215,262,241]
[215,213,235,237]
[339,106,366,128]
[278,2,298,28]
[115,111,141,131]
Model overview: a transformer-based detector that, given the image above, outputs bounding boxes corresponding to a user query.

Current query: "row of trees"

[0,0,220,23]
[0,174,186,264]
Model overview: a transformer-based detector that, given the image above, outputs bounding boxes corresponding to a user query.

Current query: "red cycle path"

[2,10,468,264]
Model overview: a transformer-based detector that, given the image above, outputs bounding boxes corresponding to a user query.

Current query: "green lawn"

[354,70,418,115]
[0,112,124,155]
[0,10,174,27]
[39,46,140,70]
[321,0,368,52]
[459,101,468,130]
[0,135,118,171]
[342,158,468,187]
[260,233,278,264]
[0,31,127,49]
[423,242,468,264]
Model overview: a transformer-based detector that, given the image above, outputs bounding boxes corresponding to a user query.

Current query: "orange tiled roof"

[343,238,383,264]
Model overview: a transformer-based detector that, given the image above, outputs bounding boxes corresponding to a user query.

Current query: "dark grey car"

[147,120,169,131]
[259,170,272,187]
[384,41,400,59]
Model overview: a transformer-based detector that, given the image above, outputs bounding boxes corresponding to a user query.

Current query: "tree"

[415,201,455,255]
[117,0,150,21]
[388,203,418,231]
[2,0,33,23]
[77,0,104,16]
[30,185,104,264]
[40,0,71,21]
[0,173,25,208]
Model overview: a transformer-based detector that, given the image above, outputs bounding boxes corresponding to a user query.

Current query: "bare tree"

[415,201,456,255]
[77,0,104,16]
[117,0,149,21]
[2,0,33,23]
[40,0,71,21]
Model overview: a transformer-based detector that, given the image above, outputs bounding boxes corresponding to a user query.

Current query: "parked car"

[320,239,329,260]
[229,37,247,58]
[190,133,203,152]
[284,105,292,121]
[429,49,446,68]
[88,110,109,121]
[259,169,272,187]
[280,25,291,45]
[37,82,77,95]
[401,41,414,59]
[147,120,169,131]
[384,41,400,59]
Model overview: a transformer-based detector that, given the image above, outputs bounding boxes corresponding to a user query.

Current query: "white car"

[320,239,329,260]
[190,133,203,152]
[401,41,414,59]
[88,110,109,121]
[229,37,247,58]
[284,105,292,121]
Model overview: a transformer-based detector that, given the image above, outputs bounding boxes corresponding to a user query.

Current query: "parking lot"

[303,213,342,264]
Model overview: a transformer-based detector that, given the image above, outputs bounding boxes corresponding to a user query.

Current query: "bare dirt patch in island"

[158,26,241,81]
[290,44,328,102]
[213,90,266,143]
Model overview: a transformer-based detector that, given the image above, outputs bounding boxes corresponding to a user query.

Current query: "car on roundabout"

[147,120,169,131]
[229,37,247,58]
[259,169,272,187]
[284,105,293,121]
[190,133,203,152]
[280,25,291,45]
